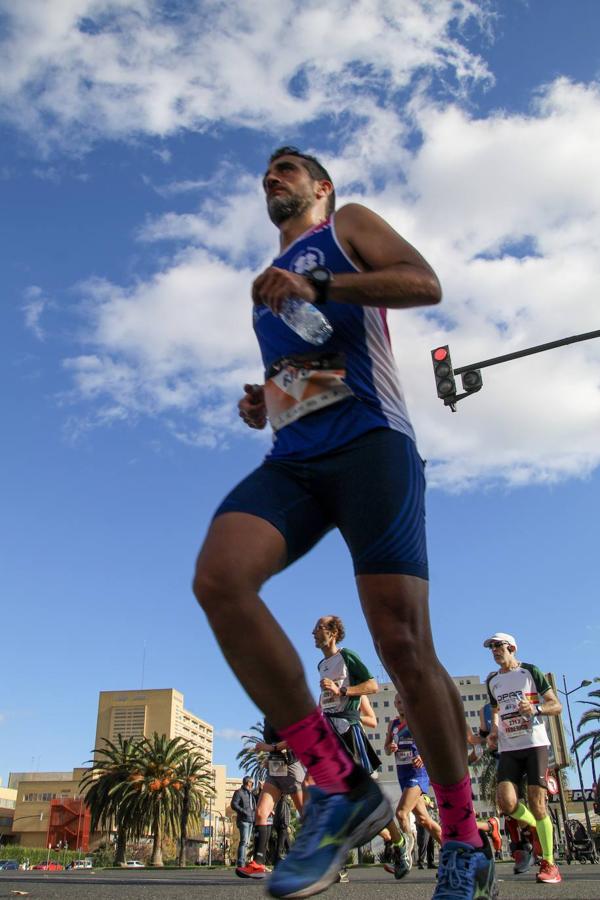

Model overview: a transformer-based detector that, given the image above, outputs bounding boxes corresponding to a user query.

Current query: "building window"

[383,701,389,707]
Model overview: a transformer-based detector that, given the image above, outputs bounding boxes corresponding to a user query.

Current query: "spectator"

[231,777,256,867]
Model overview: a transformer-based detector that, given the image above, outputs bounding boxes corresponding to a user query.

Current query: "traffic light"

[461,368,483,394]
[431,345,456,402]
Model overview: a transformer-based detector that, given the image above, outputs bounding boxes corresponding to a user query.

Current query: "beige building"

[0,780,18,842]
[9,769,88,848]
[368,675,494,816]
[94,689,214,765]
[6,689,234,851]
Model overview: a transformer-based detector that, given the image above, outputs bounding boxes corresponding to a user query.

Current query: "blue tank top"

[253,214,415,459]
[390,717,420,767]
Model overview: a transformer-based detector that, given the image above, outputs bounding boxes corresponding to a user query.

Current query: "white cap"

[483,632,517,651]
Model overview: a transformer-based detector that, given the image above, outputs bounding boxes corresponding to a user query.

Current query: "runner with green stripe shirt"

[314,615,381,773]
[484,632,563,885]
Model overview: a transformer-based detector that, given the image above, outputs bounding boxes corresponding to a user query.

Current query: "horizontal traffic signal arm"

[432,328,600,411]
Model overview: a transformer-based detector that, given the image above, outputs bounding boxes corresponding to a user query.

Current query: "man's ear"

[315,179,333,200]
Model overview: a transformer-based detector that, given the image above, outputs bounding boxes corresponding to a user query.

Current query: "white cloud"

[23,286,48,340]
[62,249,267,445]
[61,74,600,488]
[0,0,490,150]
[215,728,245,741]
[6,1,599,488]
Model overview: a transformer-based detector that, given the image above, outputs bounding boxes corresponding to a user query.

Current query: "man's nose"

[265,173,281,190]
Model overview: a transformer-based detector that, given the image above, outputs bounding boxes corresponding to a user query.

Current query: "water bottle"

[279,297,333,346]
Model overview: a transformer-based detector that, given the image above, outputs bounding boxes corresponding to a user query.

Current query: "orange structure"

[48,798,91,852]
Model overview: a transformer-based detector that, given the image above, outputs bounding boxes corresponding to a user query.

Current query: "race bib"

[395,748,415,765]
[501,711,531,739]
[320,688,340,710]
[264,352,353,432]
[268,759,287,777]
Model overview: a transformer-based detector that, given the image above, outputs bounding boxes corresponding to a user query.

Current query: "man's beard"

[267,191,312,225]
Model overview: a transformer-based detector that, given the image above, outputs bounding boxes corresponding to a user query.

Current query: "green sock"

[535,815,554,863]
[512,801,536,828]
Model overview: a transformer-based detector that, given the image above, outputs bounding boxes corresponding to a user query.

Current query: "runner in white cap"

[484,632,563,884]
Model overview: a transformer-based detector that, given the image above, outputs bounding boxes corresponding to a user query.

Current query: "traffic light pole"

[453,328,600,376]
[437,328,600,410]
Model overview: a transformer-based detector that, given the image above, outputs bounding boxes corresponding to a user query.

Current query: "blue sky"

[1,0,599,789]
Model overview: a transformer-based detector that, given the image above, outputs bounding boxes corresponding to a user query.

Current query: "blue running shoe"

[433,833,498,899]
[267,780,391,898]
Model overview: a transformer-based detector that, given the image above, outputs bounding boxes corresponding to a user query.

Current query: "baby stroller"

[564,818,596,863]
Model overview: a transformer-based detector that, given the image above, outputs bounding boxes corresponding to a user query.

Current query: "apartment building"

[368,675,494,817]
[94,688,214,764]
[9,769,90,849]
[0,780,17,842]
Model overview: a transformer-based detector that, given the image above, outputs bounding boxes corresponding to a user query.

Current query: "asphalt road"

[1,863,600,899]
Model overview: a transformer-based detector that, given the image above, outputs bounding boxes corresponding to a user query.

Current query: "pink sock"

[279,708,355,794]
[431,775,483,847]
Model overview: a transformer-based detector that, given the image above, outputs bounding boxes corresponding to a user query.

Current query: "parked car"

[66,858,93,869]
[31,860,64,871]
[0,860,19,870]
[125,860,145,867]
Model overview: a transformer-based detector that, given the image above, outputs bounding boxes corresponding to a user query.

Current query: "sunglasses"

[489,641,509,649]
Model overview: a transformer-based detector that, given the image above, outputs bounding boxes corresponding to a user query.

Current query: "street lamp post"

[558,676,597,860]
[207,796,213,867]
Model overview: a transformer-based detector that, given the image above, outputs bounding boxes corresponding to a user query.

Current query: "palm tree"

[80,735,142,865]
[471,749,498,809]
[236,722,268,784]
[572,682,600,784]
[118,733,192,866]
[174,751,214,866]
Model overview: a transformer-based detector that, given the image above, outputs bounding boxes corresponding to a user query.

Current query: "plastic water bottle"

[279,297,333,346]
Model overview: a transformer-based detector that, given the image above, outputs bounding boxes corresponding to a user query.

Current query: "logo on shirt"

[497,690,524,703]
[290,246,326,274]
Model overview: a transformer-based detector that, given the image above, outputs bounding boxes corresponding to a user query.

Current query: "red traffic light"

[433,347,448,362]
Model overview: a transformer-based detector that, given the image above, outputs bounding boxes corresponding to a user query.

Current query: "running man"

[385,692,442,878]
[314,615,380,774]
[484,632,563,884]
[313,615,407,880]
[193,146,496,899]
[236,720,305,880]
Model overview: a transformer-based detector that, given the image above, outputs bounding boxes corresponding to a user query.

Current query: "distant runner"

[236,720,305,880]
[385,692,442,878]
[485,632,563,885]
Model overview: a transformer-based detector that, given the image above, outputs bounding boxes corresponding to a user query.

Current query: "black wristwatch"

[304,266,332,305]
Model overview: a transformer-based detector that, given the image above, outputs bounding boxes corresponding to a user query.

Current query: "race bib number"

[501,711,530,739]
[264,353,353,432]
[268,759,287,777]
[395,748,415,765]
[320,689,340,711]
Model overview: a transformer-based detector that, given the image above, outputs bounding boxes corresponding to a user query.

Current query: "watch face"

[310,267,329,283]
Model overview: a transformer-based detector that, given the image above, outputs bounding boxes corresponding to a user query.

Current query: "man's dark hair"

[242,776,253,787]
[323,615,345,642]
[268,146,336,214]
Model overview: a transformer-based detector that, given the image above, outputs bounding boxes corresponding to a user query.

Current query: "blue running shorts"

[396,765,431,794]
[214,427,428,579]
